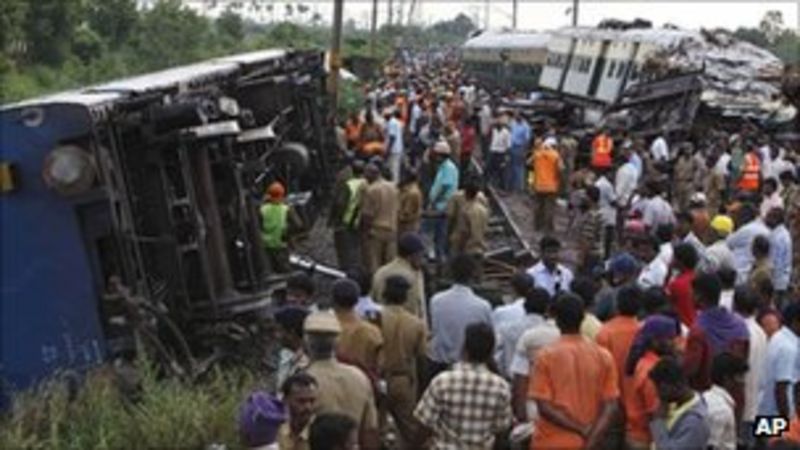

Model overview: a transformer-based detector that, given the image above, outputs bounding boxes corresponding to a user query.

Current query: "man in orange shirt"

[531,137,564,233]
[529,294,619,449]
[622,314,680,449]
[596,285,642,448]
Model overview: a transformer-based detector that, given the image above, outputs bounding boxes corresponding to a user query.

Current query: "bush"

[0,358,261,449]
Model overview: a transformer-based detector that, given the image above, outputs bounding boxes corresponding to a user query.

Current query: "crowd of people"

[244,58,800,450]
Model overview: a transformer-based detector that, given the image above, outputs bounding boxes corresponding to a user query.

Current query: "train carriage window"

[630,63,640,80]
[607,61,617,77]
[617,61,627,78]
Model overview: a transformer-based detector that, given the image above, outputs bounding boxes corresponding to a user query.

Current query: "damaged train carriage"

[0,49,333,406]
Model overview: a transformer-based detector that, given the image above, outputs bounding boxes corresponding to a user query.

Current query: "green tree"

[86,0,139,50]
[429,13,477,40]
[72,25,106,63]
[217,9,245,44]
[23,0,81,65]
[130,0,215,71]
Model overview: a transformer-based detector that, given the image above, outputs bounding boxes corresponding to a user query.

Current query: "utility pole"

[329,0,344,113]
[572,0,579,26]
[512,0,518,30]
[388,0,394,26]
[371,0,379,57]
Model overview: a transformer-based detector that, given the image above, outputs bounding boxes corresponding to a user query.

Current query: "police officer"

[304,311,380,450]
[379,275,427,449]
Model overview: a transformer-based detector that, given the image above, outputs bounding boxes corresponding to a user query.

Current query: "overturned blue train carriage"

[0,49,333,406]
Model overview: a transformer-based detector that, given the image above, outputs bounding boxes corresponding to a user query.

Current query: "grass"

[0,356,263,449]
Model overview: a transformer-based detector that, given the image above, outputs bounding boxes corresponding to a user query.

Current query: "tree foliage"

[0,1,482,103]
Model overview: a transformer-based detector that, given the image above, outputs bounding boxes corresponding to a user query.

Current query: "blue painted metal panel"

[0,104,106,406]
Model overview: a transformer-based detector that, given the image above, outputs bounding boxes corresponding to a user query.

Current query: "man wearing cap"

[260,181,303,274]
[530,137,564,234]
[707,215,736,273]
[238,391,286,450]
[426,140,459,261]
[371,232,427,321]
[360,162,399,275]
[303,311,380,450]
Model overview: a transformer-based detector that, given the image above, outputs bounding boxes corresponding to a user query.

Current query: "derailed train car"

[0,49,332,405]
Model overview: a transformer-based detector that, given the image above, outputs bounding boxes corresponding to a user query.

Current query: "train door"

[587,40,611,97]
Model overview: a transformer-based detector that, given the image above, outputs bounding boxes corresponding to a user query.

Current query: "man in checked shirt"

[413,322,513,449]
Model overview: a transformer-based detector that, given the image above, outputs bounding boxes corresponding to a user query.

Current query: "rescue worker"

[530,137,564,234]
[330,160,366,271]
[447,178,489,257]
[371,233,427,321]
[737,146,761,195]
[397,169,423,235]
[591,127,614,171]
[360,162,399,275]
[303,311,380,450]
[379,275,428,450]
[260,181,302,274]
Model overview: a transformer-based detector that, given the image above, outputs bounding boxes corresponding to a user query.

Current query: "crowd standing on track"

[246,56,800,450]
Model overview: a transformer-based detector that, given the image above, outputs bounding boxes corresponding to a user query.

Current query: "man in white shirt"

[509,305,560,422]
[758,303,800,419]
[488,121,511,189]
[385,110,405,182]
[492,272,534,332]
[641,181,675,231]
[495,287,549,379]
[650,134,669,163]
[703,353,749,450]
[635,234,668,289]
[478,102,493,152]
[615,155,639,208]
[732,284,768,447]
[526,237,574,298]
[594,168,617,258]
[760,178,784,219]
[727,204,770,283]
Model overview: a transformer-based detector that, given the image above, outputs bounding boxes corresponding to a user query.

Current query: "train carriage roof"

[463,32,551,50]
[2,49,293,112]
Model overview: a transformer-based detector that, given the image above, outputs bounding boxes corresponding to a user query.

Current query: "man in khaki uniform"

[304,311,380,450]
[379,275,428,449]
[447,179,489,256]
[360,162,399,274]
[397,169,423,235]
[371,233,427,321]
[331,279,383,375]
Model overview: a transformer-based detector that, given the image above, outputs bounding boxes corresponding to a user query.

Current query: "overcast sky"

[186,1,799,32]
